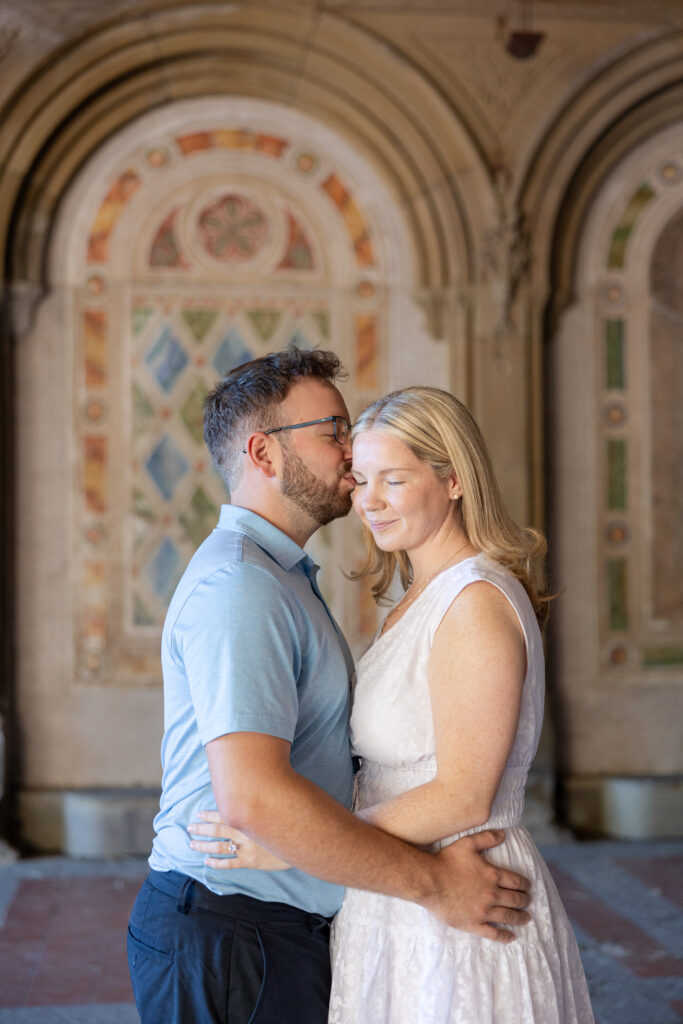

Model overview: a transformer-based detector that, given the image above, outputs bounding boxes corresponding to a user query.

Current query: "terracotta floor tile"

[550,863,682,977]
[618,855,683,910]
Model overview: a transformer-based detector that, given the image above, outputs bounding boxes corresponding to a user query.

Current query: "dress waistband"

[357,760,527,833]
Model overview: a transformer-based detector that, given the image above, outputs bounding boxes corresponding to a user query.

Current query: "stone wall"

[0,0,681,851]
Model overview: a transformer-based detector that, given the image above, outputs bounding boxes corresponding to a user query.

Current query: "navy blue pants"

[127,870,332,1024]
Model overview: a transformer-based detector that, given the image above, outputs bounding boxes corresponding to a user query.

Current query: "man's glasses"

[242,416,350,453]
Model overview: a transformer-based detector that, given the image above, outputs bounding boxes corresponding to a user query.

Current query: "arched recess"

[0,4,493,308]
[54,96,417,685]
[521,31,683,303]
[546,116,683,838]
[503,33,683,524]
[0,6,496,853]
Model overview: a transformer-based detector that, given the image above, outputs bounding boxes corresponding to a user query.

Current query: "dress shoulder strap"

[421,554,539,654]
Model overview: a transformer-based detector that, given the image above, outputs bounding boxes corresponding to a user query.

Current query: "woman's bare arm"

[357,581,526,845]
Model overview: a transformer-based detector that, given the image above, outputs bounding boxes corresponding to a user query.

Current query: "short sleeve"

[171,563,301,746]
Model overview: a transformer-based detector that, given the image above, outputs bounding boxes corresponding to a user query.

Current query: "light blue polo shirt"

[149,505,355,917]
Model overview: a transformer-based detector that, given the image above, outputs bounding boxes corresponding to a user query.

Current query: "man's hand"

[424,829,531,942]
[207,733,530,942]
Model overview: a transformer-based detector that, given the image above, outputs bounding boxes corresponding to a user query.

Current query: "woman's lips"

[367,520,397,532]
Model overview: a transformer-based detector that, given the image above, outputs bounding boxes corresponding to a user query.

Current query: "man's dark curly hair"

[203,347,347,490]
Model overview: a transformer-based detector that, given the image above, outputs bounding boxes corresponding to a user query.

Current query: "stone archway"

[1,6,497,852]
[545,119,683,838]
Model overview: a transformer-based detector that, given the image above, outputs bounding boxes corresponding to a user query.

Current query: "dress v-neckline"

[373,554,481,647]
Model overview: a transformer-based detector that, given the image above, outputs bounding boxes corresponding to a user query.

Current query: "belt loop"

[176,877,195,914]
[309,913,331,935]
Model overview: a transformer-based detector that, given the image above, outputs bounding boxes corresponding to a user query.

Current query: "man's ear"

[244,432,278,479]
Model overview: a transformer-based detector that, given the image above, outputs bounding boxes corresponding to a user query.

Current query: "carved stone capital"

[413,287,458,341]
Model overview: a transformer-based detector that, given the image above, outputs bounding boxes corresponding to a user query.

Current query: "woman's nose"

[359,483,384,510]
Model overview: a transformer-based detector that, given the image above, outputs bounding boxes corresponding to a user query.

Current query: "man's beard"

[281,444,353,526]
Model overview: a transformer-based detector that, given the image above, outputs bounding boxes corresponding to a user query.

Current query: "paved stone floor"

[0,840,681,1023]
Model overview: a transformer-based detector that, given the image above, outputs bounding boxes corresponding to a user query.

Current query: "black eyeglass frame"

[241,415,351,453]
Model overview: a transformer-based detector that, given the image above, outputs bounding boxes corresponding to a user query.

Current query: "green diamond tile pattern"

[246,309,282,342]
[132,382,155,439]
[133,592,157,626]
[133,487,157,548]
[179,486,220,547]
[132,305,155,337]
[181,309,218,343]
[312,311,330,339]
[179,380,209,445]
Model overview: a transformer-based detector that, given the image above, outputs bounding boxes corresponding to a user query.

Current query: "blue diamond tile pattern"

[145,435,189,500]
[212,328,253,377]
[146,326,189,392]
[146,537,183,603]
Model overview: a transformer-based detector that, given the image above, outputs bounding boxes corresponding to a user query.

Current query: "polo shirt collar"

[218,504,312,572]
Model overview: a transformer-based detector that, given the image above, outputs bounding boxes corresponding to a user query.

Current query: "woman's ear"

[449,471,462,501]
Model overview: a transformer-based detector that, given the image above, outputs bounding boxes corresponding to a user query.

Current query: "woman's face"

[351,428,458,555]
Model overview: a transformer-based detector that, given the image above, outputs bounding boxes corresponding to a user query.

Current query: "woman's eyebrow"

[351,467,413,475]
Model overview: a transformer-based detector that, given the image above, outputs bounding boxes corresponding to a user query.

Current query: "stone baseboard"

[19,788,160,857]
[564,775,683,839]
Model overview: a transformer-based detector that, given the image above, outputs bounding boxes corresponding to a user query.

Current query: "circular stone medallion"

[197,193,270,264]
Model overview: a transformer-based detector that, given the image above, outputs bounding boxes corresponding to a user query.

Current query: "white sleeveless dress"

[329,555,594,1024]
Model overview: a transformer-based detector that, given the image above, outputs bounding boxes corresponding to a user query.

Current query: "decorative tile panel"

[179,380,209,445]
[87,169,141,262]
[605,320,625,390]
[181,310,218,343]
[84,437,107,513]
[74,114,387,683]
[84,311,107,388]
[213,328,253,376]
[246,309,282,342]
[150,209,186,268]
[607,440,627,510]
[179,487,220,547]
[145,327,189,393]
[197,193,270,264]
[607,559,628,631]
[145,435,189,500]
[146,537,183,603]
[356,314,379,388]
[607,183,655,269]
[597,149,683,677]
[277,212,314,270]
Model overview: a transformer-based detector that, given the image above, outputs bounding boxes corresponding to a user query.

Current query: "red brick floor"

[0,844,681,1023]
[0,875,141,1009]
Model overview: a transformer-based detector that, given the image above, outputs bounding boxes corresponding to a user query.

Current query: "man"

[127,348,530,1024]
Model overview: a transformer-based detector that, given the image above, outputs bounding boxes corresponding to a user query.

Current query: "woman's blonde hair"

[351,387,550,626]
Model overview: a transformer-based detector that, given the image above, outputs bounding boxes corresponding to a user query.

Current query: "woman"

[190,387,594,1023]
